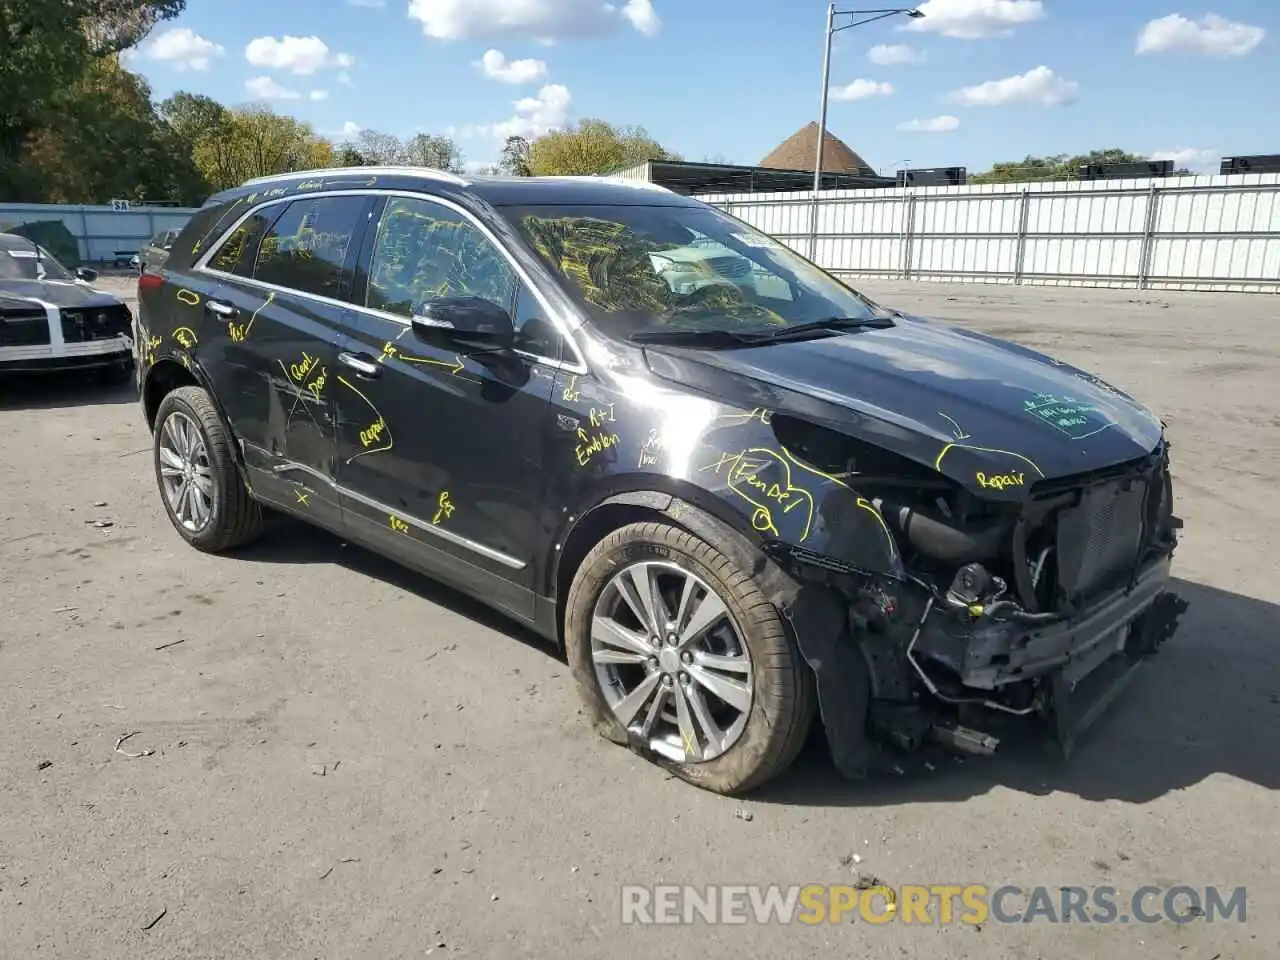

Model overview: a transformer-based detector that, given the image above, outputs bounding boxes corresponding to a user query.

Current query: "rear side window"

[254,196,366,301]
[207,210,276,277]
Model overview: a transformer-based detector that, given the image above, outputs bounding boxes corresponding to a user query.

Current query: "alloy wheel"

[591,560,754,764]
[158,411,215,533]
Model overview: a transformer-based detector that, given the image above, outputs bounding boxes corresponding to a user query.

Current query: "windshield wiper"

[753,315,895,343]
[629,315,894,348]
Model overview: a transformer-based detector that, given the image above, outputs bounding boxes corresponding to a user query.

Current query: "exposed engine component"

[878,500,1012,564]
[944,562,1007,610]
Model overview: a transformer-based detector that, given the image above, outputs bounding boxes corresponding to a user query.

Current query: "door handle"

[339,351,382,378]
[205,299,237,321]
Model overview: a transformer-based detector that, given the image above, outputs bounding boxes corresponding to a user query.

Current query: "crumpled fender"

[658,495,878,779]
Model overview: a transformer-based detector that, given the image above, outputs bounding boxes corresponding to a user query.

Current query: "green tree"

[970,148,1152,184]
[336,145,367,167]
[189,107,334,192]
[19,57,206,203]
[0,0,185,198]
[527,119,679,176]
[499,135,531,176]
[158,91,230,150]
[404,133,464,173]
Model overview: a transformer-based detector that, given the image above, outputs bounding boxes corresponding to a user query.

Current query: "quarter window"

[208,210,274,277]
[365,197,518,319]
[254,196,366,300]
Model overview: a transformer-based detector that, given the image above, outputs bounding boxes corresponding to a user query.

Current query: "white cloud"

[341,121,363,139]
[475,49,548,83]
[245,35,354,75]
[897,115,960,132]
[830,79,893,102]
[135,27,226,71]
[245,76,302,100]
[869,43,925,65]
[621,0,661,36]
[947,65,1078,106]
[337,71,354,86]
[1136,13,1264,57]
[408,0,660,42]
[905,0,1045,39]
[486,83,572,141]
[309,90,329,101]
[1149,147,1219,171]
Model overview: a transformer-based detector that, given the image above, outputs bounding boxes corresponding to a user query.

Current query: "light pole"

[814,5,924,193]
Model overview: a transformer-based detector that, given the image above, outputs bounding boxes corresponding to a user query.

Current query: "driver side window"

[365,197,519,319]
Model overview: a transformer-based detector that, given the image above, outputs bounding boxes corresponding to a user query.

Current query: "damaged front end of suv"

[732,405,1189,775]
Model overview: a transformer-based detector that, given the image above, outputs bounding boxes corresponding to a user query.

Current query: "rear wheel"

[153,386,264,552]
[565,521,814,795]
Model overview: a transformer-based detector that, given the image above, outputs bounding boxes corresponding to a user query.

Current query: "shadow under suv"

[135,166,1188,794]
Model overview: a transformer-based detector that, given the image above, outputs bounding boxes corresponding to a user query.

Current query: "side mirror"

[75,266,99,283]
[411,297,515,351]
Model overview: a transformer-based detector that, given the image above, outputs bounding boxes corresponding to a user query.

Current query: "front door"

[332,194,560,620]
[196,193,372,525]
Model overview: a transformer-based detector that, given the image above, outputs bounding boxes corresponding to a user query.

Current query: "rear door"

[195,193,374,525]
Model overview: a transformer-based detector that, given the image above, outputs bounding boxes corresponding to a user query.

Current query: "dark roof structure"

[613,159,893,195]
[760,122,875,177]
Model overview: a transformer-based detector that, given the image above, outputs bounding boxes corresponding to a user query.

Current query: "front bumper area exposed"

[929,557,1174,691]
[786,553,1188,778]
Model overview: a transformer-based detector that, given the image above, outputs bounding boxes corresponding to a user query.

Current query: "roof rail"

[241,165,471,187]
[542,175,675,194]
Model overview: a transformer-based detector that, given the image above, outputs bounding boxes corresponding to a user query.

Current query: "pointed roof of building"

[759,121,873,176]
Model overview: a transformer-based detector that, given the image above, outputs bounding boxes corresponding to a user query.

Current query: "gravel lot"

[2,276,1277,959]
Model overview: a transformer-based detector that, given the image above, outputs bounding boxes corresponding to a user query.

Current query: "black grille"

[0,310,51,347]
[708,256,752,279]
[1055,479,1147,604]
[60,305,132,344]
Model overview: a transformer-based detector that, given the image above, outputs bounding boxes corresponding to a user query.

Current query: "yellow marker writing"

[432,490,455,525]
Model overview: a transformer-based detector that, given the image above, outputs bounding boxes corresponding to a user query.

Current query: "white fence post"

[1136,181,1161,291]
[1013,187,1031,285]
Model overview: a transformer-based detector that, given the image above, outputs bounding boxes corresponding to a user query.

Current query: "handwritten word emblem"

[389,515,410,534]
[576,427,620,467]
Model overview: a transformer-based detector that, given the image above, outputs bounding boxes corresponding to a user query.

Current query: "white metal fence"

[700,173,1280,294]
[0,202,199,264]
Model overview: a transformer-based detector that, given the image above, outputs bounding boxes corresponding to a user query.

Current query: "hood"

[0,279,122,309]
[641,315,1164,490]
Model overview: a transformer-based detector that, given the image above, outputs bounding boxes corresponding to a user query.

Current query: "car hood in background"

[0,279,123,309]
[641,314,1165,489]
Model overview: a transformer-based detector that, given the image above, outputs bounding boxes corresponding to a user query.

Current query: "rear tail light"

[138,272,164,291]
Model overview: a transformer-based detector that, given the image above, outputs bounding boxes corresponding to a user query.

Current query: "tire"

[565,521,815,795]
[152,385,264,552]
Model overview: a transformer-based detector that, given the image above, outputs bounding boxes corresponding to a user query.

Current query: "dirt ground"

[2,276,1277,960]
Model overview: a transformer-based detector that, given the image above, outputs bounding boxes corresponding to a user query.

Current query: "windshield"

[501,203,879,339]
[0,244,76,282]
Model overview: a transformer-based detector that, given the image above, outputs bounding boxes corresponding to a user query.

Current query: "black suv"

[136,167,1187,794]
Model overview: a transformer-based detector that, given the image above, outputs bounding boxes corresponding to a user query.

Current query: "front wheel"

[565,521,815,795]
[152,386,264,552]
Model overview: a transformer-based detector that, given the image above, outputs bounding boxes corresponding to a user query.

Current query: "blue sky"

[125,0,1277,175]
